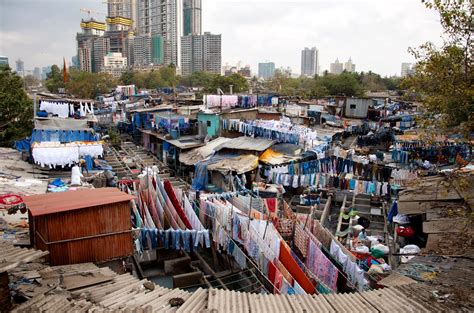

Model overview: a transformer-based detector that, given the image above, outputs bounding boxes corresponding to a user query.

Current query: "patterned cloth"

[294,224,309,257]
[306,239,338,291]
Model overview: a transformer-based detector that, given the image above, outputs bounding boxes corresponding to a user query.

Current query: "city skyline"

[0,0,442,76]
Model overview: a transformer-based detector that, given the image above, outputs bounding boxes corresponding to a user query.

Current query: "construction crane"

[80,8,107,18]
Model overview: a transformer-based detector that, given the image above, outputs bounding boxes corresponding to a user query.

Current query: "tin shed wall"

[33,201,132,265]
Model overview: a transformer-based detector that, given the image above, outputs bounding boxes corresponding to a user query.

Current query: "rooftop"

[24,188,134,217]
[214,136,275,152]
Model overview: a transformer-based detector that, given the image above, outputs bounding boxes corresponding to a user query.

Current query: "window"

[350,104,356,109]
[207,121,211,127]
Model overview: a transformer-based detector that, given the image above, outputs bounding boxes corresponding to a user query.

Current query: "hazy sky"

[0,0,443,76]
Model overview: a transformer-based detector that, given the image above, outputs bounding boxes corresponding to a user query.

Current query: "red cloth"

[268,261,277,283]
[274,267,283,294]
[163,180,192,229]
[279,241,315,294]
[265,198,276,213]
[0,194,23,206]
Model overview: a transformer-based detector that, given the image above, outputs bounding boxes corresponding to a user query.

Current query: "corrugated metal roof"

[0,241,49,273]
[207,154,259,174]
[24,188,134,216]
[179,137,232,165]
[176,287,208,313]
[208,288,250,313]
[214,136,275,152]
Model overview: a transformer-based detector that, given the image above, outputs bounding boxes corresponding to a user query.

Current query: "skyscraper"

[41,66,52,80]
[258,62,275,79]
[344,57,356,73]
[133,35,152,66]
[107,0,138,31]
[92,37,111,72]
[137,0,183,70]
[301,47,319,77]
[77,19,107,72]
[401,63,413,77]
[329,58,343,75]
[181,32,221,76]
[33,67,42,81]
[15,59,25,77]
[0,56,8,66]
[183,0,202,36]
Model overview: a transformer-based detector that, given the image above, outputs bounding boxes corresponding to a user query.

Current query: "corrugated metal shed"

[179,137,232,165]
[24,188,134,217]
[344,98,371,118]
[26,188,134,265]
[214,136,275,152]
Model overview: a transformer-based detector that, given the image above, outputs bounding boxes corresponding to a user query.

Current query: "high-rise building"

[102,52,128,77]
[41,66,52,80]
[329,58,343,75]
[151,35,164,65]
[77,19,107,72]
[181,32,221,76]
[78,43,93,72]
[344,57,356,73]
[183,0,201,36]
[258,62,275,79]
[15,59,25,77]
[137,0,183,70]
[71,55,79,69]
[33,67,42,80]
[92,37,111,72]
[401,62,413,77]
[238,66,251,78]
[301,47,319,77]
[107,0,138,31]
[0,56,8,66]
[133,35,152,66]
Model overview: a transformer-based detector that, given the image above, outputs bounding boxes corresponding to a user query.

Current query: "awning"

[259,143,303,165]
[34,118,91,131]
[207,154,259,174]
[179,137,232,166]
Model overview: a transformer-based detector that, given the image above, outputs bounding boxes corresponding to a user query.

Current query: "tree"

[204,73,249,93]
[120,70,135,85]
[0,66,33,147]
[66,69,117,99]
[403,0,473,134]
[44,64,65,93]
[317,72,364,96]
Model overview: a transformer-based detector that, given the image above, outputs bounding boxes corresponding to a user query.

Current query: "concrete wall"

[197,112,220,137]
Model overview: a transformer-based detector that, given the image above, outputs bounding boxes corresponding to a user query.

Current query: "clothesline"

[263,155,393,183]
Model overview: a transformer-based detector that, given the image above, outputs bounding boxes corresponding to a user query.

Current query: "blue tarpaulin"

[30,129,98,143]
[14,138,31,152]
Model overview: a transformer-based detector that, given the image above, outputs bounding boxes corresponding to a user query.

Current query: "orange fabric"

[279,241,315,294]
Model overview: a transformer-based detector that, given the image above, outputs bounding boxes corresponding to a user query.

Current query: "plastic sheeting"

[30,129,98,143]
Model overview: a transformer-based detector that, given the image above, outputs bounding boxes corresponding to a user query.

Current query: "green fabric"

[371,248,385,258]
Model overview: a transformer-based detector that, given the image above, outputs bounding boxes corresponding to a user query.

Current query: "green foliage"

[261,70,401,97]
[404,0,473,134]
[107,127,121,148]
[44,64,65,93]
[66,69,117,99]
[317,72,365,96]
[203,73,249,93]
[179,71,218,87]
[119,67,179,89]
[0,66,33,147]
